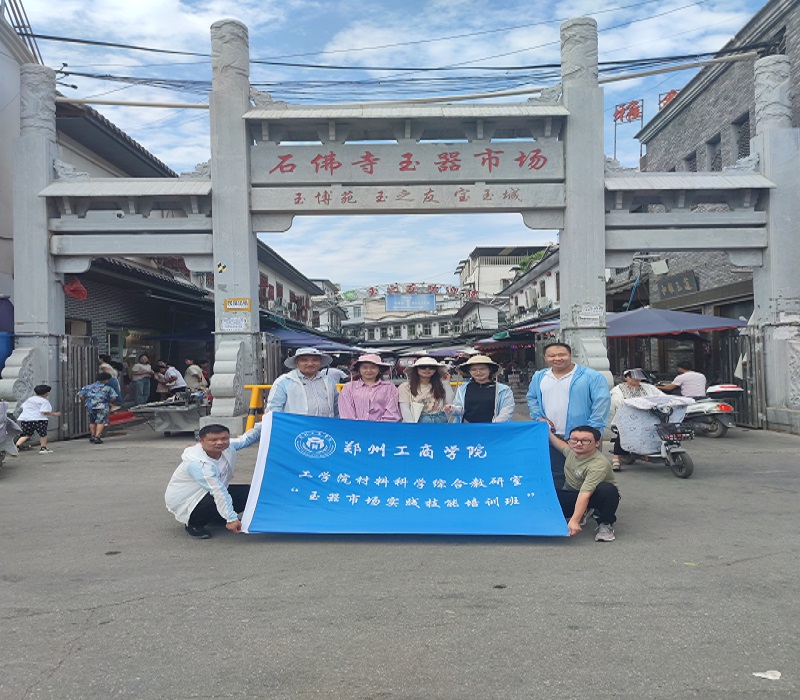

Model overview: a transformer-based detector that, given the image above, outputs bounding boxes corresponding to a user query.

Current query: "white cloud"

[18,0,772,285]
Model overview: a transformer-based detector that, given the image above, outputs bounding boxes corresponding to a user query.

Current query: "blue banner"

[242,413,568,536]
[385,294,436,312]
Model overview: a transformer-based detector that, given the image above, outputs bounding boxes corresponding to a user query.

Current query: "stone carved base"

[788,339,800,409]
[208,338,248,419]
[0,347,37,406]
[571,335,613,388]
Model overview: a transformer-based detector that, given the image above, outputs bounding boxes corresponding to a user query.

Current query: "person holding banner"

[445,355,515,423]
[338,353,401,422]
[398,357,454,424]
[165,422,263,539]
[548,425,620,542]
[266,347,339,417]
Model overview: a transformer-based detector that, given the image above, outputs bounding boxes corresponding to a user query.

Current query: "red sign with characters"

[613,100,643,124]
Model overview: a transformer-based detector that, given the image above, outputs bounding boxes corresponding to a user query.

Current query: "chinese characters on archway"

[291,185,527,207]
[267,146,547,177]
[251,141,563,211]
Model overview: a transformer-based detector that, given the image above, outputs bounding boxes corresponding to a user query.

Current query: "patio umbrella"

[499,308,745,339]
[606,308,746,337]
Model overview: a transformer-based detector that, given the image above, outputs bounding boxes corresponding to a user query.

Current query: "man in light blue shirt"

[527,342,610,488]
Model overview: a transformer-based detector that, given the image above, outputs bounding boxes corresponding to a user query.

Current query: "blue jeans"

[132,378,150,405]
[419,412,448,424]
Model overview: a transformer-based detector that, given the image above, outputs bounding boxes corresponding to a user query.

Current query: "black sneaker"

[185,524,211,539]
[89,436,97,443]
[93,437,104,444]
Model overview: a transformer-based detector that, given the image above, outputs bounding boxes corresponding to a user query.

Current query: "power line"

[262,0,668,59]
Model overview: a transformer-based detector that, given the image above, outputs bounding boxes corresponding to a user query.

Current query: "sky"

[18,0,769,290]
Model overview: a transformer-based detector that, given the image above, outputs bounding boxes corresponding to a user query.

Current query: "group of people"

[129,354,209,406]
[265,347,515,425]
[165,342,707,543]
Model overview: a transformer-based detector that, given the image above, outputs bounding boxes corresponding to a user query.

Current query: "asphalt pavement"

[1,411,799,699]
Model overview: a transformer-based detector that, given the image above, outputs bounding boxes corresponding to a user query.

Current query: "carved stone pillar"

[202,20,262,434]
[750,55,800,433]
[558,18,611,383]
[0,66,64,424]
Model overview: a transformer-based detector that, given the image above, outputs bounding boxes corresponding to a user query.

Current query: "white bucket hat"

[459,354,500,375]
[284,347,333,369]
[405,356,448,376]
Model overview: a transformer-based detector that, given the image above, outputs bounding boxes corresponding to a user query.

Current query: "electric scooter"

[612,395,696,478]
[682,384,743,438]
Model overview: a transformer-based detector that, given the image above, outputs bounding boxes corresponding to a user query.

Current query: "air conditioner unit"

[525,289,538,308]
[268,301,276,310]
[538,296,552,309]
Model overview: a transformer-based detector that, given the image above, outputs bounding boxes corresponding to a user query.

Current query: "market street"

[1,421,798,699]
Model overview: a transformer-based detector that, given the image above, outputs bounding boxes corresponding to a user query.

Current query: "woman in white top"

[609,368,663,470]
[130,353,154,406]
[398,357,454,424]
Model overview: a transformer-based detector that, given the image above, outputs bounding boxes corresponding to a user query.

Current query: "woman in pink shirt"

[338,354,401,422]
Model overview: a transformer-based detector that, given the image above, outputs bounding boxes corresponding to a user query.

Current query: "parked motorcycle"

[612,395,696,478]
[682,384,743,438]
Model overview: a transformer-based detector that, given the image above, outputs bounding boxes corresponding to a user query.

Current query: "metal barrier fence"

[720,329,764,429]
[59,335,97,439]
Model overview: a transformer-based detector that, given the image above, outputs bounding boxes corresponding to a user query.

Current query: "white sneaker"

[38,448,54,454]
[595,523,616,542]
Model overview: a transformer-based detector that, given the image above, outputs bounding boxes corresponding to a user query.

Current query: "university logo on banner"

[242,413,568,536]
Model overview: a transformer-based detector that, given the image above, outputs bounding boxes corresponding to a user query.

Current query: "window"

[366,328,374,340]
[539,280,546,297]
[380,327,388,339]
[352,306,362,318]
[439,322,450,334]
[706,134,721,172]
[422,323,432,336]
[393,325,402,337]
[733,113,751,160]
[452,321,462,334]
[555,272,561,302]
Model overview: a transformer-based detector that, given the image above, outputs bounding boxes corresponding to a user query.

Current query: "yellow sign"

[224,298,251,312]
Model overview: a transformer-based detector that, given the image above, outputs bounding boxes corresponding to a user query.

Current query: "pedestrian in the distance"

[78,372,118,444]
[130,353,154,406]
[15,384,61,454]
[183,357,208,391]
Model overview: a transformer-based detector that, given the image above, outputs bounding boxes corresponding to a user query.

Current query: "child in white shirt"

[16,384,61,454]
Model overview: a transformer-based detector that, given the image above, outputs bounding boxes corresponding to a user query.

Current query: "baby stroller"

[612,395,696,478]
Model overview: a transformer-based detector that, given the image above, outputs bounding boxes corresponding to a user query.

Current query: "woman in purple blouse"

[338,354,401,422]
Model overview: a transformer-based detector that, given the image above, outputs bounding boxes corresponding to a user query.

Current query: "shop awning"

[267,328,363,353]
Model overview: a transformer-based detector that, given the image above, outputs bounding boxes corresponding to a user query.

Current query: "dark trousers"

[549,442,567,490]
[611,435,630,456]
[556,482,620,525]
[188,485,251,527]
